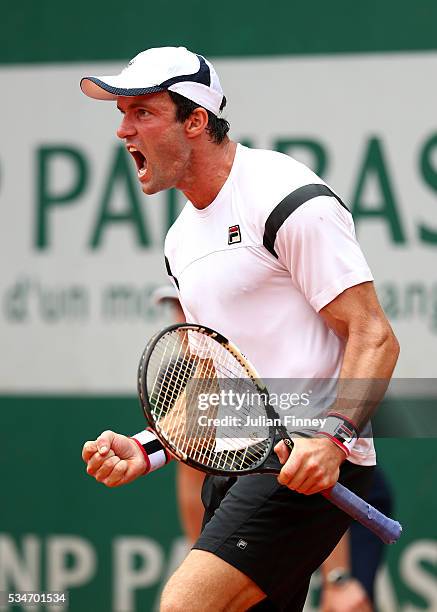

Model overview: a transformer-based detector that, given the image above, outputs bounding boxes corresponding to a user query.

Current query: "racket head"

[137,323,276,476]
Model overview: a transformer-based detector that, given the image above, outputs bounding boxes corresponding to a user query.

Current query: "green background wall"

[2,0,437,63]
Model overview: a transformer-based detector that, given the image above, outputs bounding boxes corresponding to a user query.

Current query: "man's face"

[116,93,191,195]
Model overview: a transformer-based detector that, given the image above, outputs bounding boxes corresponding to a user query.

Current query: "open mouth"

[127,145,148,179]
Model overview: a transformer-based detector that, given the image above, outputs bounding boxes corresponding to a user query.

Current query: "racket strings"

[144,329,270,471]
[178,333,268,469]
[149,332,191,417]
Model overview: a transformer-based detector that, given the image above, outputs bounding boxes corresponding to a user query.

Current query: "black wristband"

[318,413,359,457]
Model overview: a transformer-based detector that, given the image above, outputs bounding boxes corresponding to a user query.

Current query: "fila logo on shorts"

[228,225,241,245]
[237,539,248,549]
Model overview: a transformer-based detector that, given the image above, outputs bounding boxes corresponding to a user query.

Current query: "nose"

[117,114,136,140]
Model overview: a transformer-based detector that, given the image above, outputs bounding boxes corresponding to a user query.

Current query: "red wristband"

[131,437,151,474]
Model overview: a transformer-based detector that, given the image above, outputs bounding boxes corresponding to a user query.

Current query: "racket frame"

[137,322,281,476]
[137,322,402,544]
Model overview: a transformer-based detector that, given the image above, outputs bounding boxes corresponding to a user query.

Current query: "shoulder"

[235,145,348,238]
[265,193,353,259]
[236,145,330,213]
[236,145,319,192]
[287,193,353,228]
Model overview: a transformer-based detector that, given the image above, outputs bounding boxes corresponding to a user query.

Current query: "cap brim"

[81,77,119,100]
[80,76,166,100]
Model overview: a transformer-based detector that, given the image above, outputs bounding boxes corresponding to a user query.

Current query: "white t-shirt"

[164,144,375,466]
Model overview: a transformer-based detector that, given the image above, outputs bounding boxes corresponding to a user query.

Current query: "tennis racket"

[137,323,402,544]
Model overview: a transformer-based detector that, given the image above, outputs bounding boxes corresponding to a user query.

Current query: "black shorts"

[193,455,374,611]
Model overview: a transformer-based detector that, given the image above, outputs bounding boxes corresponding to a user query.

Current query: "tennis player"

[153,286,393,611]
[81,47,399,611]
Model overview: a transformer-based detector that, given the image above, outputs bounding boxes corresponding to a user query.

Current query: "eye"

[137,108,150,119]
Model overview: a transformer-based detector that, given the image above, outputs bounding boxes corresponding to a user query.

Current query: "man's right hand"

[82,430,147,487]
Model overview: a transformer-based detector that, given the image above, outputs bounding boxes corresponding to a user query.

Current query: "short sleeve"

[274,196,374,312]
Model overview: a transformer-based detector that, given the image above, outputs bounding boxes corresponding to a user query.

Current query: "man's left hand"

[274,437,346,494]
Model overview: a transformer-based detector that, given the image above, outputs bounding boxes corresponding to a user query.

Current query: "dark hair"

[168,91,230,144]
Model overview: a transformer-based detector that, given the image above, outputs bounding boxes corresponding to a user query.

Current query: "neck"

[177,139,237,209]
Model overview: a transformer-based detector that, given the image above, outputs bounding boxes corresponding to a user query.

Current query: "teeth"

[127,145,147,178]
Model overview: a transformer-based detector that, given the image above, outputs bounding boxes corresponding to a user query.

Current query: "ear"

[184,108,209,138]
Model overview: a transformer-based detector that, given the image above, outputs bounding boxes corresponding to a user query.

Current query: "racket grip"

[323,482,402,544]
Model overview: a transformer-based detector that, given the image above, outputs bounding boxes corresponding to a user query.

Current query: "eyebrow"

[117,101,153,112]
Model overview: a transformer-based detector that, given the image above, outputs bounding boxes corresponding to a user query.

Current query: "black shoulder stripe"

[164,256,180,290]
[263,184,349,259]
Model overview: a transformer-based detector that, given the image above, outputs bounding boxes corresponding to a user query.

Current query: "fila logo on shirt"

[228,224,241,245]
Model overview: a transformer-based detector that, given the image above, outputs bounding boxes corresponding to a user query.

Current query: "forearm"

[341,326,400,380]
[333,327,400,432]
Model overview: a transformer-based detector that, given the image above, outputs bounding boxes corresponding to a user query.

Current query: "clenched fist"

[274,437,345,495]
[82,430,147,487]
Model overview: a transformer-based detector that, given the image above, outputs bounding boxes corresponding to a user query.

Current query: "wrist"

[318,413,359,458]
[131,429,171,474]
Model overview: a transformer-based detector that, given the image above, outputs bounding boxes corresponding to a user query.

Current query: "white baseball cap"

[80,46,225,116]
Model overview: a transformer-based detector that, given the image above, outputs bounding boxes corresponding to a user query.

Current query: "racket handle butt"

[324,482,402,544]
